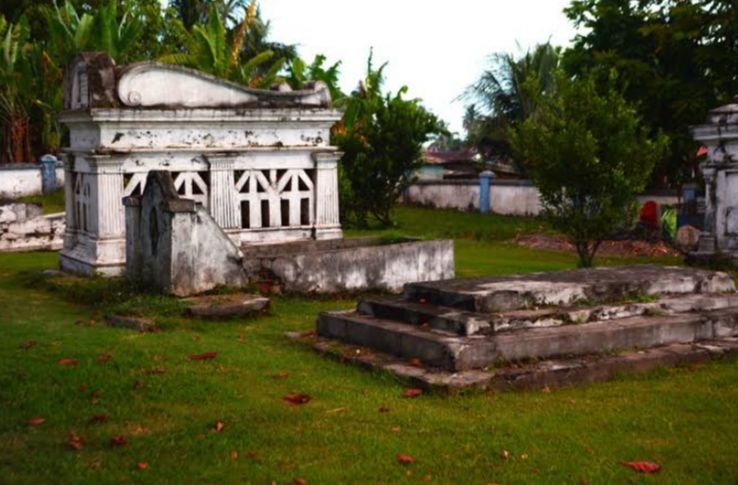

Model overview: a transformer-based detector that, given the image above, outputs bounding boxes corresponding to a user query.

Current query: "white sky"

[260,0,577,135]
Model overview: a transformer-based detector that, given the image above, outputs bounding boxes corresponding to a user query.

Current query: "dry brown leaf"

[28,416,45,426]
[110,435,127,447]
[622,461,661,474]
[89,414,109,424]
[137,463,148,471]
[214,421,225,432]
[378,406,391,413]
[293,479,307,485]
[390,426,401,433]
[68,432,83,451]
[272,371,289,379]
[282,393,311,405]
[402,388,422,398]
[78,384,87,393]
[499,450,510,460]
[97,353,113,363]
[229,450,239,460]
[19,340,37,350]
[187,352,217,361]
[397,454,416,464]
[58,359,79,366]
[408,358,423,368]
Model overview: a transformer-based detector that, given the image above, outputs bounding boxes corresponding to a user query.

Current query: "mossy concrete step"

[357,294,738,336]
[316,307,738,371]
[403,265,735,312]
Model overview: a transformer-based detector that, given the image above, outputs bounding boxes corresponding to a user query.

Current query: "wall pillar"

[313,152,342,240]
[479,170,495,214]
[208,157,239,229]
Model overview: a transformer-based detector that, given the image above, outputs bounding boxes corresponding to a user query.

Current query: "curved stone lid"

[117,62,331,109]
[63,53,333,111]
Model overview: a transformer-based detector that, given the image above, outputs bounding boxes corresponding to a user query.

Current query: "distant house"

[417,148,522,180]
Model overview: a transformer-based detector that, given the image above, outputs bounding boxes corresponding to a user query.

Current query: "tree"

[462,43,561,166]
[333,53,443,227]
[563,0,738,187]
[159,3,284,88]
[0,16,34,163]
[285,54,344,102]
[510,73,667,267]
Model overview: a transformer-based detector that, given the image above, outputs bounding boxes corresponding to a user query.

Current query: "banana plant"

[159,2,285,88]
[0,16,34,163]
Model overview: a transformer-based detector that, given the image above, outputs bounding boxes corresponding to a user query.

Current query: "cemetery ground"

[1,207,737,484]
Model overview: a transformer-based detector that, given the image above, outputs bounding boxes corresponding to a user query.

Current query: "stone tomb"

[59,53,342,276]
[690,96,738,262]
[302,265,738,391]
[59,53,454,293]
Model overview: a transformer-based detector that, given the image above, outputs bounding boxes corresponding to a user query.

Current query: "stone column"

[313,151,342,240]
[62,154,76,247]
[208,157,239,229]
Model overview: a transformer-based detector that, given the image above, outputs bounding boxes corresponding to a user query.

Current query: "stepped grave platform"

[290,265,738,392]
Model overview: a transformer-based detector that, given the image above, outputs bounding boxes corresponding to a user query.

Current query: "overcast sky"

[260,0,577,135]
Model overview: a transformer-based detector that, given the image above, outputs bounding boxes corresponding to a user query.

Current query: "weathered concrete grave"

[59,53,453,295]
[297,265,738,391]
[690,95,738,264]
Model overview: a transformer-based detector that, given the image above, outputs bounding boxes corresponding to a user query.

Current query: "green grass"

[18,188,66,214]
[0,207,734,484]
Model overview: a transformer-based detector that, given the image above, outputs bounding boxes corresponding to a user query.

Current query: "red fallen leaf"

[246,451,258,459]
[214,421,225,432]
[622,461,661,474]
[390,427,401,433]
[282,393,311,405]
[397,454,417,464]
[20,340,37,350]
[68,432,83,451]
[499,450,510,460]
[89,414,109,424]
[408,357,423,368]
[110,435,127,447]
[97,353,113,363]
[90,389,101,398]
[28,416,45,426]
[418,298,427,304]
[137,463,148,471]
[187,352,217,361]
[75,320,85,326]
[402,388,423,398]
[229,450,239,460]
[272,371,289,379]
[58,359,79,366]
[293,479,307,485]
[378,406,391,413]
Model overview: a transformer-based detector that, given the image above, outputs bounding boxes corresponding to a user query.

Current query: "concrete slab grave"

[304,265,738,391]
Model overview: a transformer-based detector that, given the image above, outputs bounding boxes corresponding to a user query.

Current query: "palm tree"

[461,42,561,166]
[0,16,33,162]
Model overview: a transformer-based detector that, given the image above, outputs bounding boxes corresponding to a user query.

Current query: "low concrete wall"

[0,162,64,198]
[406,179,541,216]
[406,180,679,216]
[0,203,65,252]
[247,237,455,293]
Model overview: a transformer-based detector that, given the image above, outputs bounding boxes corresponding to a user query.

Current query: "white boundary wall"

[0,163,65,199]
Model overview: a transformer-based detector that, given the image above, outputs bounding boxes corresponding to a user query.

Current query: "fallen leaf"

[541,386,551,393]
[390,427,401,433]
[110,435,127,447]
[187,352,217,361]
[75,320,85,326]
[622,461,661,474]
[214,421,225,432]
[90,389,101,398]
[58,359,79,366]
[499,450,510,460]
[246,451,258,459]
[293,479,307,485]
[397,454,416,464]
[131,425,151,435]
[143,368,166,375]
[20,340,37,350]
[89,414,109,424]
[137,463,148,471]
[408,357,423,368]
[521,453,529,460]
[272,371,289,379]
[403,388,423,398]
[326,407,346,414]
[28,416,45,426]
[132,380,144,390]
[237,335,245,343]
[282,393,311,405]
[229,450,239,460]
[68,432,83,451]
[97,353,113,363]
[419,298,427,304]
[422,475,432,483]
[378,406,391,413]
[78,384,87,393]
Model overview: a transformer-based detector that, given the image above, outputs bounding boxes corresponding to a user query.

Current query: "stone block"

[185,293,269,319]
[105,315,158,332]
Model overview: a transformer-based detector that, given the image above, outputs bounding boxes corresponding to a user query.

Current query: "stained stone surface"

[311,265,738,388]
[185,293,269,319]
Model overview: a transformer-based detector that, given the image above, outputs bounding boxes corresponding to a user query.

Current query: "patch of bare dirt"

[514,234,681,258]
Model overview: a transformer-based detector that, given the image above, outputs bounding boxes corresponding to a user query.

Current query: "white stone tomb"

[58,53,342,275]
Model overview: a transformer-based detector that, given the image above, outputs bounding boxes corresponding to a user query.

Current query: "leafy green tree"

[510,73,667,267]
[159,4,284,88]
[286,54,344,102]
[563,0,738,187]
[0,16,34,162]
[334,53,443,227]
[462,43,561,166]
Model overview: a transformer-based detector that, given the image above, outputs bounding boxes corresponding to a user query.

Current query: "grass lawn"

[0,206,734,484]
